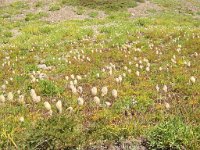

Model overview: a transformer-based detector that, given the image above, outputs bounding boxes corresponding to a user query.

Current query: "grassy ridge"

[59,0,141,11]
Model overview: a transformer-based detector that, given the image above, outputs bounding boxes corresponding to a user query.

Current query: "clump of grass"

[60,0,69,5]
[39,80,64,96]
[136,0,145,2]
[74,6,85,15]
[3,31,12,38]
[49,4,61,11]
[35,1,44,8]
[88,11,98,18]
[10,1,29,9]
[1,13,11,18]
[147,118,196,149]
[26,115,84,149]
[59,0,137,11]
[24,64,38,73]
[25,12,48,21]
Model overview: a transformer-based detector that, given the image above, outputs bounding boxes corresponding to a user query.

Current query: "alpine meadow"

[0,0,200,149]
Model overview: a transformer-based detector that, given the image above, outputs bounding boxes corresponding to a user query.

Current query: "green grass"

[88,11,98,18]
[35,1,44,8]
[49,4,61,11]
[74,7,85,15]
[25,12,48,21]
[147,117,198,149]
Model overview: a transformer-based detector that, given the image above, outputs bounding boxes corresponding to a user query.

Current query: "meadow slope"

[0,0,200,149]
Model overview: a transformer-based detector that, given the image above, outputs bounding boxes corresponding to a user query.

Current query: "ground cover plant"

[0,0,199,149]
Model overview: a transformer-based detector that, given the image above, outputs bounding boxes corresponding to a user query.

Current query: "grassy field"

[0,0,200,149]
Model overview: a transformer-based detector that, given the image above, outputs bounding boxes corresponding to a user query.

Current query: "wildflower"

[30,89,36,97]
[65,76,69,80]
[56,100,62,114]
[76,75,82,80]
[69,81,74,86]
[7,92,14,102]
[147,63,151,67]
[109,69,112,75]
[101,86,108,96]
[118,75,123,82]
[91,87,97,96]
[124,66,128,70]
[177,48,181,53]
[105,101,111,107]
[30,89,41,103]
[143,58,149,62]
[31,75,36,83]
[194,52,198,56]
[136,71,140,77]
[0,94,5,103]
[78,97,84,106]
[5,80,8,84]
[115,77,119,83]
[134,57,138,61]
[163,85,168,93]
[122,73,126,77]
[44,101,51,111]
[34,96,41,103]
[71,74,75,79]
[71,86,77,95]
[165,102,170,109]
[67,107,73,113]
[18,95,25,104]
[187,61,191,67]
[87,57,91,62]
[93,96,100,105]
[96,73,100,78]
[1,84,6,90]
[73,79,78,85]
[171,58,176,64]
[112,89,118,99]
[77,86,83,94]
[19,117,24,122]
[156,84,160,92]
[190,76,196,83]
[48,110,53,116]
[132,97,137,105]
[146,67,150,72]
[17,90,21,94]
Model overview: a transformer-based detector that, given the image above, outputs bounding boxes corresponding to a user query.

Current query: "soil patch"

[128,0,162,18]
